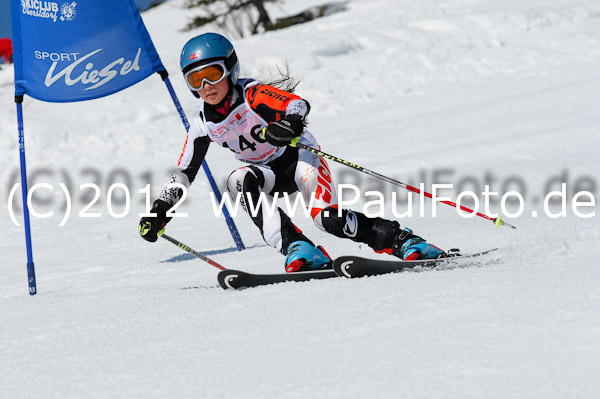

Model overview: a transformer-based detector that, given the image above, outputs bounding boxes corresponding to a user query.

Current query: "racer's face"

[198,79,230,105]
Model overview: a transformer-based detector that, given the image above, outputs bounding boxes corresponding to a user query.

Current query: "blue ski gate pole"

[159,71,245,250]
[16,96,37,295]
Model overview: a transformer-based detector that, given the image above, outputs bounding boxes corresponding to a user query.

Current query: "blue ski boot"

[396,231,444,261]
[368,219,446,261]
[284,241,332,273]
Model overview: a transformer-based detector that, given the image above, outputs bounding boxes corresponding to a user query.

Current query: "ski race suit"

[158,79,395,254]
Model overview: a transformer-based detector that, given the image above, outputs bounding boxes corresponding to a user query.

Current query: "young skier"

[139,33,446,272]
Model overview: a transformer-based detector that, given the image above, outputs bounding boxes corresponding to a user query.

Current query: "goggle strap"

[225,51,238,71]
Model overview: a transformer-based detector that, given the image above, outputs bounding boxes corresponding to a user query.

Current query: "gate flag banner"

[11,0,165,102]
[10,0,245,296]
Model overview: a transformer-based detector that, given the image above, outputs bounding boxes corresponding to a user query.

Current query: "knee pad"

[316,207,375,242]
[227,166,265,196]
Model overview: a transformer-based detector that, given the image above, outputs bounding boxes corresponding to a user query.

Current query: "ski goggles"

[184,61,230,91]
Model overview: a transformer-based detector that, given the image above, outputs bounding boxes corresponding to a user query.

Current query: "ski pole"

[160,233,227,270]
[289,138,516,229]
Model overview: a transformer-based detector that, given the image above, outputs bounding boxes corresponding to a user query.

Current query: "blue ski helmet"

[180,33,240,98]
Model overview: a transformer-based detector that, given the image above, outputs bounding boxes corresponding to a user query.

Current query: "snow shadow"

[161,244,266,263]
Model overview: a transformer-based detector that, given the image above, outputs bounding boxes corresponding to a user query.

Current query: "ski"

[218,268,338,290]
[218,249,498,289]
[333,249,498,278]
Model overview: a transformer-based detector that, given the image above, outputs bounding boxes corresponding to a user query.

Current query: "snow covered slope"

[1,0,599,398]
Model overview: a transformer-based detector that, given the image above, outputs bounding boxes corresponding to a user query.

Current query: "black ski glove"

[262,115,304,147]
[139,199,172,242]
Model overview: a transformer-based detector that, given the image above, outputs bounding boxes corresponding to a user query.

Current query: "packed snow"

[1,0,599,398]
